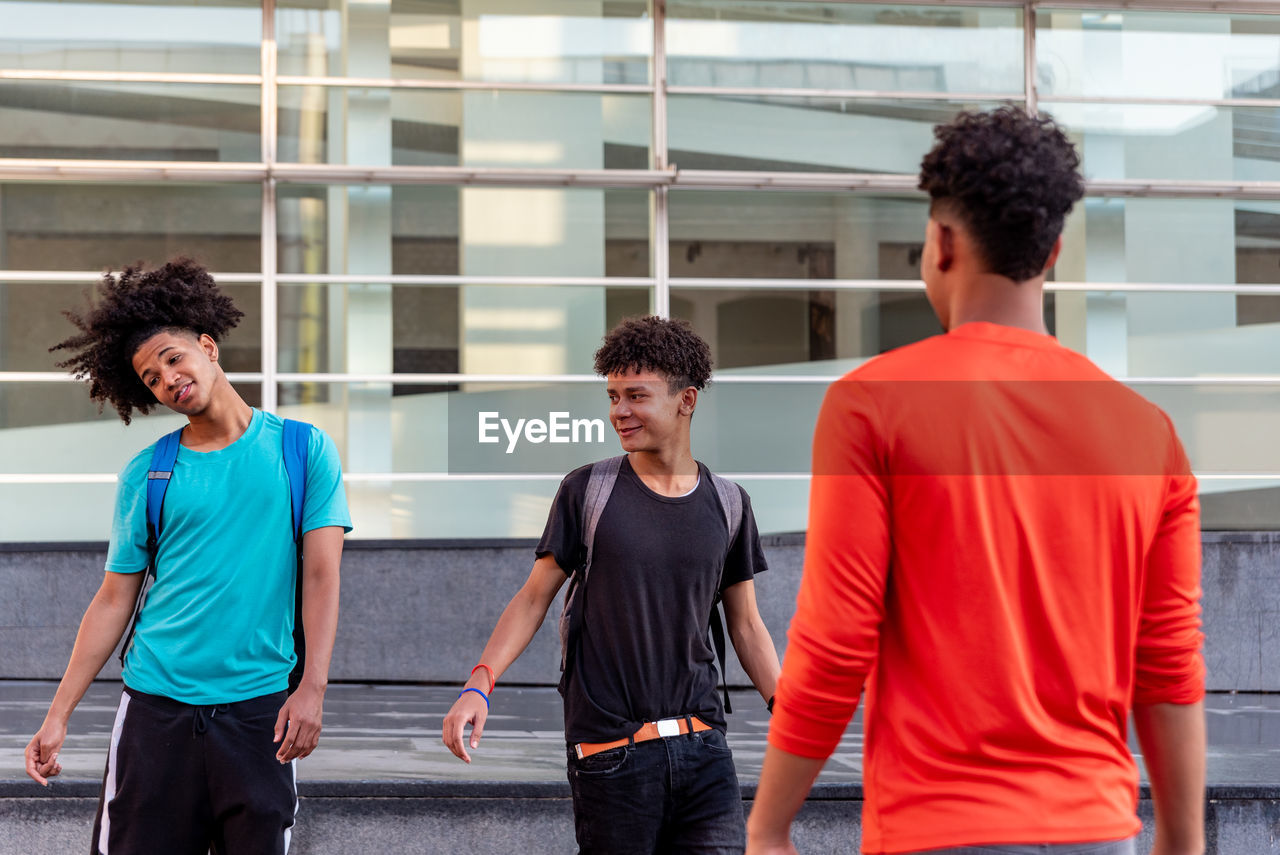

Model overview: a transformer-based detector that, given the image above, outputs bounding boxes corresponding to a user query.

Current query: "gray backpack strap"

[707,471,744,714]
[709,473,742,547]
[558,455,625,673]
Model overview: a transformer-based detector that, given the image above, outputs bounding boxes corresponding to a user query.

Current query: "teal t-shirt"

[106,409,353,704]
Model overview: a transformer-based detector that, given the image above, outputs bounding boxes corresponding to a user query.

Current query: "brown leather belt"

[574,716,713,760]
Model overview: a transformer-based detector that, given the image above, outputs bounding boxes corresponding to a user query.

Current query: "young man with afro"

[25,259,352,855]
[443,316,783,854]
[748,108,1206,855]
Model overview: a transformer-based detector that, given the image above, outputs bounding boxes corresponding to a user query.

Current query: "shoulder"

[845,334,951,381]
[117,443,157,488]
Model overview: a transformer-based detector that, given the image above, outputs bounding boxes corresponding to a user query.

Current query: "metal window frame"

[8,0,1280,513]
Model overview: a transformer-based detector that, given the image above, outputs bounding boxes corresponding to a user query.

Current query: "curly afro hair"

[593,316,712,392]
[50,258,243,424]
[919,107,1084,282]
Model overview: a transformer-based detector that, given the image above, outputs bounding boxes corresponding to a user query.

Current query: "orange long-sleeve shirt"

[770,322,1204,853]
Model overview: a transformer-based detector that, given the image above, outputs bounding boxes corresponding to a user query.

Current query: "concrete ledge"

[1,532,1276,689]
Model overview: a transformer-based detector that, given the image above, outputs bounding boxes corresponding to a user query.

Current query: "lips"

[175,382,193,404]
[616,424,641,438]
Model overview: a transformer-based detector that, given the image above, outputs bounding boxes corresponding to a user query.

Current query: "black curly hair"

[593,316,713,392]
[919,107,1085,282]
[50,258,243,424]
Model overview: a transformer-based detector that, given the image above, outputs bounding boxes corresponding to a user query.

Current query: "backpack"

[118,419,313,693]
[556,455,744,714]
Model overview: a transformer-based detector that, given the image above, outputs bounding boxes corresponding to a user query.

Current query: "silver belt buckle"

[656,718,681,738]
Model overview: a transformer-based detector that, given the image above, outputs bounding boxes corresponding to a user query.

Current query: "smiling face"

[605,368,695,456]
[131,329,223,417]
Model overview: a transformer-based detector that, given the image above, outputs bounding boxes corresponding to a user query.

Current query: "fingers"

[441,698,489,764]
[275,715,322,763]
[441,708,471,763]
[272,703,290,745]
[24,735,62,787]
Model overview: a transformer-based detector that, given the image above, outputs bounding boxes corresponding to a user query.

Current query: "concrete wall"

[0,532,1274,692]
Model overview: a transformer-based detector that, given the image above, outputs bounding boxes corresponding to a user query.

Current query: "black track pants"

[91,687,297,855]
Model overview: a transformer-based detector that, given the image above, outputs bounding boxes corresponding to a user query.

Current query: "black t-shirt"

[536,456,768,742]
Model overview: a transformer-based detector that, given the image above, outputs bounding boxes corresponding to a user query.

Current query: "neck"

[628,445,698,497]
[181,384,254,451]
[946,272,1048,335]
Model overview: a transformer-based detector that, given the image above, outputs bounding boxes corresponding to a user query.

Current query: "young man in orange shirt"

[747,108,1206,855]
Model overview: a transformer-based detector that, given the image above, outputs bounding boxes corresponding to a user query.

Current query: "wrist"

[298,675,328,693]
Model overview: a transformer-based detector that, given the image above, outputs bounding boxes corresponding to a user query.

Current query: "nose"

[612,399,631,420]
[161,364,183,390]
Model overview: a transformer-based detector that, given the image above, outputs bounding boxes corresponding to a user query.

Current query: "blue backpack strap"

[282,419,311,543]
[145,428,184,544]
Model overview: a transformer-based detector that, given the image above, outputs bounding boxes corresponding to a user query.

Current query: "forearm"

[298,562,340,691]
[467,587,555,688]
[1133,700,1206,855]
[747,744,826,846]
[46,590,136,725]
[730,619,781,703]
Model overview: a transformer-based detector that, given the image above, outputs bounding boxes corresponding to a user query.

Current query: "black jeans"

[566,727,745,855]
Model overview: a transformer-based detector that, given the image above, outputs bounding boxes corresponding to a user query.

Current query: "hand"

[442,690,490,764]
[274,682,325,763]
[25,721,67,786]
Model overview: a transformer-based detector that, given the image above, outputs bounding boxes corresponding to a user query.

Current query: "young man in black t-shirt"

[443,316,782,854]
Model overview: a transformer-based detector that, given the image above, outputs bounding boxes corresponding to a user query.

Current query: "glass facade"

[3,0,1280,541]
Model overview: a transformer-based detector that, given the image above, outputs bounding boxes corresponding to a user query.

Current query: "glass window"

[1057,198,1280,286]
[277,281,648,376]
[1054,290,1280,378]
[1045,102,1280,183]
[0,0,262,74]
[1037,10,1280,101]
[669,95,993,173]
[278,87,648,169]
[0,81,260,162]
[672,286,938,372]
[0,382,258,456]
[666,2,1023,95]
[0,483,118,540]
[668,191,928,280]
[276,0,651,85]
[278,185,651,277]
[1,280,260,374]
[0,183,262,272]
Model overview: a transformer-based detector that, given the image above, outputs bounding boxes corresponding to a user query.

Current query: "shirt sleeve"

[769,378,891,759]
[720,485,767,591]
[104,451,153,575]
[301,428,353,534]
[535,465,590,575]
[1134,422,1205,706]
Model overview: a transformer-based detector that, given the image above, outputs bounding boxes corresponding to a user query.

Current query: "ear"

[935,222,956,273]
[679,386,699,416]
[1041,235,1064,275]
[198,333,219,362]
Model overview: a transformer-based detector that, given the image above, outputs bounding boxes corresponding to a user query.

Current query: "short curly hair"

[919,107,1084,282]
[593,316,712,392]
[50,258,243,424]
